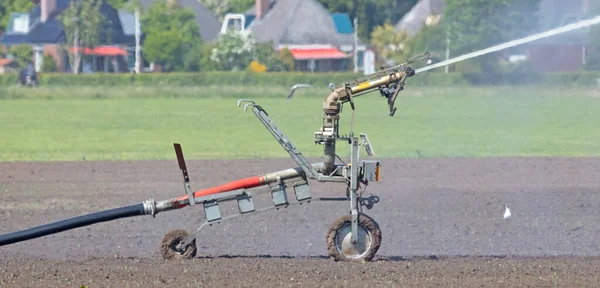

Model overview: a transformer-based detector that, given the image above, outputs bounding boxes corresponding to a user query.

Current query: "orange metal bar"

[175,175,264,202]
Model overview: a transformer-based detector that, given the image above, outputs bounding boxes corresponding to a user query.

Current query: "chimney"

[256,0,269,19]
[41,0,56,23]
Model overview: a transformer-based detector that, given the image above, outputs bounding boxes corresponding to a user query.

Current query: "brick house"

[220,0,376,73]
[0,0,135,73]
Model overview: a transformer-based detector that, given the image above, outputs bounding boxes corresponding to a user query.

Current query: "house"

[0,0,135,73]
[395,0,444,38]
[113,0,220,72]
[0,58,19,74]
[138,0,221,43]
[526,0,591,72]
[395,0,592,72]
[220,0,376,73]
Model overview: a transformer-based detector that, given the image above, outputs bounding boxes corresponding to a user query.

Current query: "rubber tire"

[160,229,197,260]
[326,213,382,262]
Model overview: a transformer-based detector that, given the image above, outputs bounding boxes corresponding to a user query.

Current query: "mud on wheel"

[160,229,197,260]
[326,214,381,261]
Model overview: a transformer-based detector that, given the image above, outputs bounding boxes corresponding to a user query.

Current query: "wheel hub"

[335,223,372,259]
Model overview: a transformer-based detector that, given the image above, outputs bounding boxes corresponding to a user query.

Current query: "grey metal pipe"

[153,162,328,214]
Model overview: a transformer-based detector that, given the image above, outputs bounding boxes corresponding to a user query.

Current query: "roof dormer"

[220,14,255,34]
[6,13,31,34]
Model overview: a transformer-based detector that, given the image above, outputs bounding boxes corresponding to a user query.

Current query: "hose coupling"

[143,198,157,217]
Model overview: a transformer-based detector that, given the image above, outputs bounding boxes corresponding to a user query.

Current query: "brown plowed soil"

[1,157,600,287]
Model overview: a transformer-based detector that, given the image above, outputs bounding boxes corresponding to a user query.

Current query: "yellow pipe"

[350,71,407,94]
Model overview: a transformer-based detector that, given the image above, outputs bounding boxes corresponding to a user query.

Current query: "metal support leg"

[350,137,359,244]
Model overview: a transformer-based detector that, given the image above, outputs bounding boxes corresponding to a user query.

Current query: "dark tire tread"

[326,214,382,262]
[160,229,197,260]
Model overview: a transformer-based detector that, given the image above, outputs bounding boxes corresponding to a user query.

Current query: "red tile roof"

[288,48,349,60]
[0,58,14,67]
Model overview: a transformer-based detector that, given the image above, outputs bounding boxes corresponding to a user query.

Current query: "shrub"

[42,55,58,72]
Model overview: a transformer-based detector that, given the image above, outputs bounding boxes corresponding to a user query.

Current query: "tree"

[200,42,220,71]
[8,44,32,67]
[200,0,230,20]
[140,1,202,71]
[208,33,296,72]
[42,54,58,72]
[228,0,255,13]
[120,0,142,11]
[401,20,446,64]
[0,0,35,33]
[209,31,256,71]
[199,0,254,20]
[444,0,541,73]
[279,48,295,71]
[183,41,204,71]
[58,0,105,74]
[105,0,127,9]
[253,41,288,71]
[370,23,409,63]
[143,31,184,71]
[0,4,4,33]
[319,0,417,41]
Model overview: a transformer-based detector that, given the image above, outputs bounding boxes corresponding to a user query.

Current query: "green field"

[1,85,600,161]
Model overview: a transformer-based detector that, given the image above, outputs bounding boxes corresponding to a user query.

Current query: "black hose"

[0,203,146,246]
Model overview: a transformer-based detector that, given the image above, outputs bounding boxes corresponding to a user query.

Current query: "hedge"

[1,71,600,87]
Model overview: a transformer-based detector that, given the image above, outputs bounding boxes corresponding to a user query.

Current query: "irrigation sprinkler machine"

[6,13,600,263]
[3,14,600,261]
[0,52,433,262]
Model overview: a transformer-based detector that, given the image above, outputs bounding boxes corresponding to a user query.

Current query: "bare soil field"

[1,157,600,287]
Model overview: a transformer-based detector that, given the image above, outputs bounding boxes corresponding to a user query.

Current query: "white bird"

[503,206,511,219]
[286,84,313,101]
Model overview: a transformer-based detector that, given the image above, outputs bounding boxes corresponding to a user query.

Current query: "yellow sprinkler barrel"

[349,71,407,94]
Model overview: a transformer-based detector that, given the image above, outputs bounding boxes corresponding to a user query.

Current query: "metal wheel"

[326,214,381,261]
[160,229,197,260]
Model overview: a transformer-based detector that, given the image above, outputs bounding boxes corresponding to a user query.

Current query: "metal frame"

[169,54,435,258]
[235,100,379,243]
[174,100,381,249]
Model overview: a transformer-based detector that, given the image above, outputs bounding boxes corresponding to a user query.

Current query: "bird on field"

[286,84,314,101]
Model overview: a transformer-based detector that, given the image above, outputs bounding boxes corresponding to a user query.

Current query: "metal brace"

[349,136,360,244]
[237,99,320,180]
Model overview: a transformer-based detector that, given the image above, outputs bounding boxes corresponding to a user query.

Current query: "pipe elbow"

[323,88,346,116]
